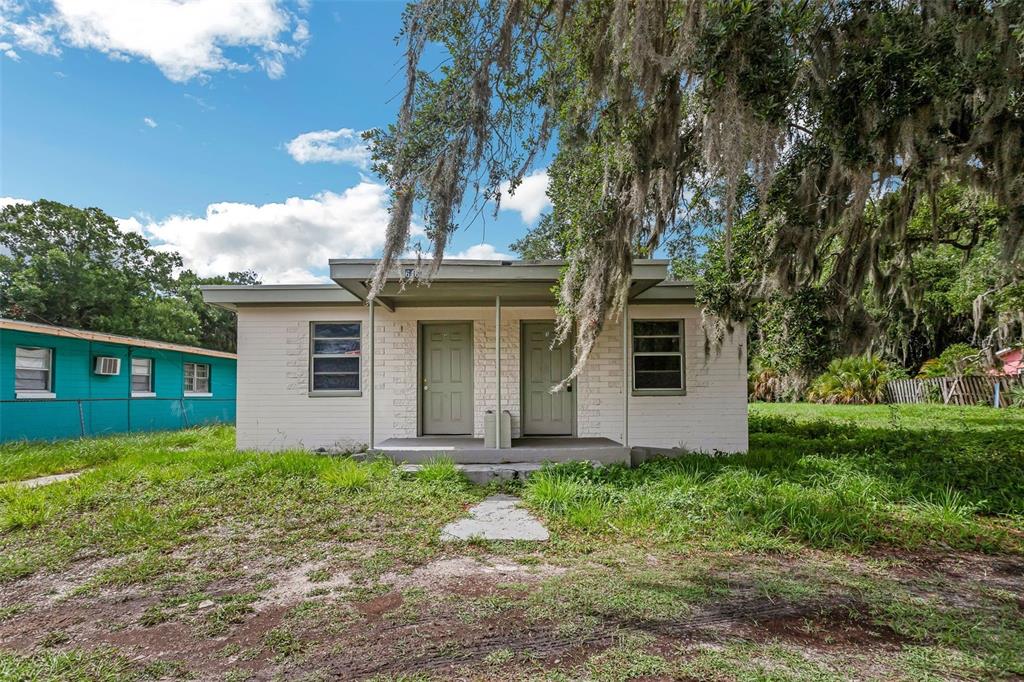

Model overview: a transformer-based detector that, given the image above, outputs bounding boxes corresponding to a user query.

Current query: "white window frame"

[309,321,362,397]
[131,357,155,397]
[183,361,211,396]
[631,319,686,396]
[15,346,56,399]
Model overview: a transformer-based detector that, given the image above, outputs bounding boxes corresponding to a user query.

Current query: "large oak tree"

[368,0,1023,378]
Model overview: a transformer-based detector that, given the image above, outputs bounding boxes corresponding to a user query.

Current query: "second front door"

[521,321,574,436]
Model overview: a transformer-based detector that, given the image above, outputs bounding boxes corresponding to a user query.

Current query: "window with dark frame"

[632,320,685,393]
[310,322,361,392]
[184,362,210,394]
[15,346,52,392]
[132,357,153,393]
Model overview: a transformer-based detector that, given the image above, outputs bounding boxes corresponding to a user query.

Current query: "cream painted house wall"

[234,303,747,453]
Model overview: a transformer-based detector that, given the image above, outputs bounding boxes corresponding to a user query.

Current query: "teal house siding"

[0,322,236,443]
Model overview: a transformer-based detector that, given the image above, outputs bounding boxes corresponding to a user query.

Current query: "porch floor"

[374,436,629,465]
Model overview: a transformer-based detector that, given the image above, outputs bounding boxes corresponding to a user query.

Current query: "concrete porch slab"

[441,494,549,542]
[376,436,629,465]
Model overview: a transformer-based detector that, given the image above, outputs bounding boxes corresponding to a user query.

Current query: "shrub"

[917,343,984,378]
[806,355,905,404]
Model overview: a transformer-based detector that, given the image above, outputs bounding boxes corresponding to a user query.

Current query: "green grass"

[0,428,219,483]
[522,403,1024,551]
[0,425,482,585]
[1,406,1022,679]
[0,647,177,681]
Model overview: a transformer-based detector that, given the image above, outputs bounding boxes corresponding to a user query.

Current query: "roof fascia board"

[0,318,237,359]
[201,286,362,309]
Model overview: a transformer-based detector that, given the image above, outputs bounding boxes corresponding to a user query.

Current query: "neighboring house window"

[632,320,685,394]
[310,322,361,393]
[15,346,53,394]
[132,358,153,395]
[184,362,210,394]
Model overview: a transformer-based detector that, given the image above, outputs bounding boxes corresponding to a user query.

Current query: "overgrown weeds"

[0,426,481,585]
[524,404,1023,551]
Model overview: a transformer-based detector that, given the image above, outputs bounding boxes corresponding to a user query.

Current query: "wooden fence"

[885,375,1024,407]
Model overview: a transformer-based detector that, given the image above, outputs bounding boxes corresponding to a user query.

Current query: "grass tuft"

[415,456,465,486]
[320,458,374,491]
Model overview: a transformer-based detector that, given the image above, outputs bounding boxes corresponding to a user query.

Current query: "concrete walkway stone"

[441,494,549,542]
[15,471,83,488]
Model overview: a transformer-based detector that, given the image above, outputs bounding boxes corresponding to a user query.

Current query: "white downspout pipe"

[368,298,375,450]
[623,299,629,448]
[495,295,502,449]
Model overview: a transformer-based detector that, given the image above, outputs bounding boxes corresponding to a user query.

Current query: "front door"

[421,323,473,435]
[521,322,574,436]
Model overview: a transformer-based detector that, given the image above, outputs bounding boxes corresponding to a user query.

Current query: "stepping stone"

[15,471,83,489]
[441,494,549,542]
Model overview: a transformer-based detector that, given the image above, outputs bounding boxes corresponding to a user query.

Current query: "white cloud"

[143,116,157,128]
[0,10,61,57]
[115,216,145,235]
[0,0,308,82]
[498,169,550,223]
[406,242,512,262]
[0,40,19,60]
[286,128,369,168]
[129,182,393,283]
[450,243,511,260]
[0,196,32,209]
[184,93,214,111]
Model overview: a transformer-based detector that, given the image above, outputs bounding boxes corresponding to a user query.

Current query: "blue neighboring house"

[1,318,236,443]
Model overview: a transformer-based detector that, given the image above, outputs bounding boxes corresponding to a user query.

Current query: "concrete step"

[399,461,600,486]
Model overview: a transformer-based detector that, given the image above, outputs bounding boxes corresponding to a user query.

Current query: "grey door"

[421,323,473,435]
[521,322,574,436]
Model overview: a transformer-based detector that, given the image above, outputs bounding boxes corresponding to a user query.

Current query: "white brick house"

[203,259,748,462]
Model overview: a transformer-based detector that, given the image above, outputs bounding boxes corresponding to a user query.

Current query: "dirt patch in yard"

[355,591,403,619]
[745,602,908,649]
[254,560,352,609]
[2,548,1021,680]
[0,555,122,609]
[92,604,292,678]
[318,594,871,678]
[380,555,566,591]
[0,590,158,651]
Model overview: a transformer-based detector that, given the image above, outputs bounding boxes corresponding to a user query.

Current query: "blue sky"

[0,0,550,281]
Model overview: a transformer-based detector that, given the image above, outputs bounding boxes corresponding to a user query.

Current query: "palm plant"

[807,356,904,404]
[749,363,784,402]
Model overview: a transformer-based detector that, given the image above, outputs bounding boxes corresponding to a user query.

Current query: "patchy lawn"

[1,404,1022,680]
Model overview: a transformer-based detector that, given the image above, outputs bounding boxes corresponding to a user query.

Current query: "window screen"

[16,346,52,392]
[132,357,153,393]
[632,320,684,392]
[184,362,210,393]
[311,322,361,391]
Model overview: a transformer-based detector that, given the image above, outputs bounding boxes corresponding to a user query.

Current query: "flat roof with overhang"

[202,259,694,311]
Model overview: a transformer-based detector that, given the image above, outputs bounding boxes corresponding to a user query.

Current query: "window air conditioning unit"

[94,356,121,375]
